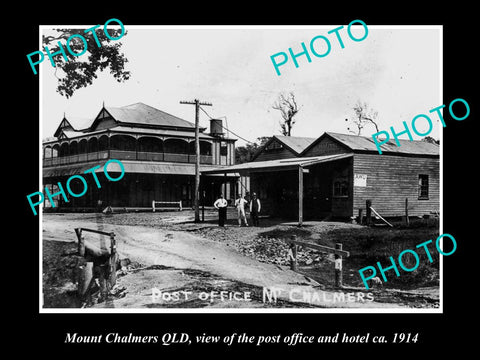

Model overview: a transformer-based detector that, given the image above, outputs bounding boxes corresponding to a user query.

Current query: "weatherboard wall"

[253,137,301,162]
[254,148,299,162]
[352,153,440,218]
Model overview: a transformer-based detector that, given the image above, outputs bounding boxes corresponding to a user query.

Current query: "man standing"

[249,192,261,226]
[235,194,249,227]
[214,193,228,227]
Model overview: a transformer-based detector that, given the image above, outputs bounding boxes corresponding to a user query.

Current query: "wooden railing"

[43,150,213,167]
[285,235,350,288]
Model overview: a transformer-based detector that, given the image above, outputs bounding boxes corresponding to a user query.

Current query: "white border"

[38,24,443,314]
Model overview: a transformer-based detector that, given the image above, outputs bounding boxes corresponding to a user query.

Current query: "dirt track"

[41,211,439,309]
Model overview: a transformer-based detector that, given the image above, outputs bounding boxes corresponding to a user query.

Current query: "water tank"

[210,119,224,136]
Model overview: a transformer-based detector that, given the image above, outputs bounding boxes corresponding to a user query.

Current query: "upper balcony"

[43,133,215,167]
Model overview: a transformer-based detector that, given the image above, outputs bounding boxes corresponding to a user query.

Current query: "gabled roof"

[101,102,200,130]
[252,135,317,160]
[274,135,317,154]
[53,116,92,138]
[65,116,92,131]
[52,102,213,140]
[302,132,439,156]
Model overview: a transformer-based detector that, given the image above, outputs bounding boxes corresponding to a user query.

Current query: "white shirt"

[235,198,248,209]
[214,198,228,208]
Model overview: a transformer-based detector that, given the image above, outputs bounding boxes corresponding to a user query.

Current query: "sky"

[40,25,442,146]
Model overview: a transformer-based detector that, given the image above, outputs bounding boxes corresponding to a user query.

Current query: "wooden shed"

[203,132,439,224]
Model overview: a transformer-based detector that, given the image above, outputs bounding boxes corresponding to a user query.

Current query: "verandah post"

[298,166,303,227]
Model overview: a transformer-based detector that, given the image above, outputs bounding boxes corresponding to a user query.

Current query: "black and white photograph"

[37,24,443,312]
[16,7,477,355]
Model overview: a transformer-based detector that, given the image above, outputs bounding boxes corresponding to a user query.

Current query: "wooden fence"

[284,235,350,288]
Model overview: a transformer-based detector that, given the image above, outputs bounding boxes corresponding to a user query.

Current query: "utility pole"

[180,99,212,222]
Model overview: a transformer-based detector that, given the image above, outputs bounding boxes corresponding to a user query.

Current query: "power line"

[198,105,256,145]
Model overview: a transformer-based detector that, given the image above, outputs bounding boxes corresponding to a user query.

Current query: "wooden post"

[78,262,93,297]
[98,266,108,299]
[75,228,85,256]
[180,100,212,223]
[193,99,200,222]
[290,235,298,271]
[405,198,410,227]
[334,243,343,288]
[358,208,363,225]
[292,245,298,271]
[298,166,303,227]
[108,232,117,289]
[202,190,205,222]
[224,173,227,200]
[233,180,237,205]
[366,199,372,226]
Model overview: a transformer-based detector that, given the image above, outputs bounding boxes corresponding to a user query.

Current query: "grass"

[327,224,439,289]
[273,218,440,290]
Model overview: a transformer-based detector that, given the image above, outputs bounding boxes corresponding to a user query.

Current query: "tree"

[421,136,440,145]
[235,137,271,164]
[256,136,271,146]
[272,92,300,136]
[345,101,379,135]
[43,28,131,98]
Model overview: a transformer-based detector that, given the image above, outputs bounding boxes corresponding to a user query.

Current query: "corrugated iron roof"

[65,116,92,131]
[42,164,94,177]
[109,126,216,139]
[97,161,235,176]
[323,132,439,156]
[97,161,197,175]
[60,130,83,139]
[251,135,317,160]
[46,126,217,142]
[43,161,234,177]
[273,135,317,154]
[105,103,197,129]
[202,153,353,174]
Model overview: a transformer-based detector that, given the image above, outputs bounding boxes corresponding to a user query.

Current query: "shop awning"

[201,153,353,175]
[42,164,94,178]
[43,161,238,178]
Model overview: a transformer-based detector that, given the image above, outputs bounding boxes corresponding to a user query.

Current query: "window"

[265,141,283,152]
[418,174,429,199]
[220,142,228,156]
[333,179,349,197]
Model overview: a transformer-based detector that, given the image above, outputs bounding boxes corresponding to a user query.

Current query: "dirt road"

[42,213,409,309]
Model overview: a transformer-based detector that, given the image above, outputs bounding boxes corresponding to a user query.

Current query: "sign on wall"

[354,174,367,187]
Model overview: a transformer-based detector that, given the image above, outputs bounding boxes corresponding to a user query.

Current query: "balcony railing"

[43,150,214,167]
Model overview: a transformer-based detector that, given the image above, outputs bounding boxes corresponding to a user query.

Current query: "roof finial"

[63,111,66,119]
[102,100,105,108]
